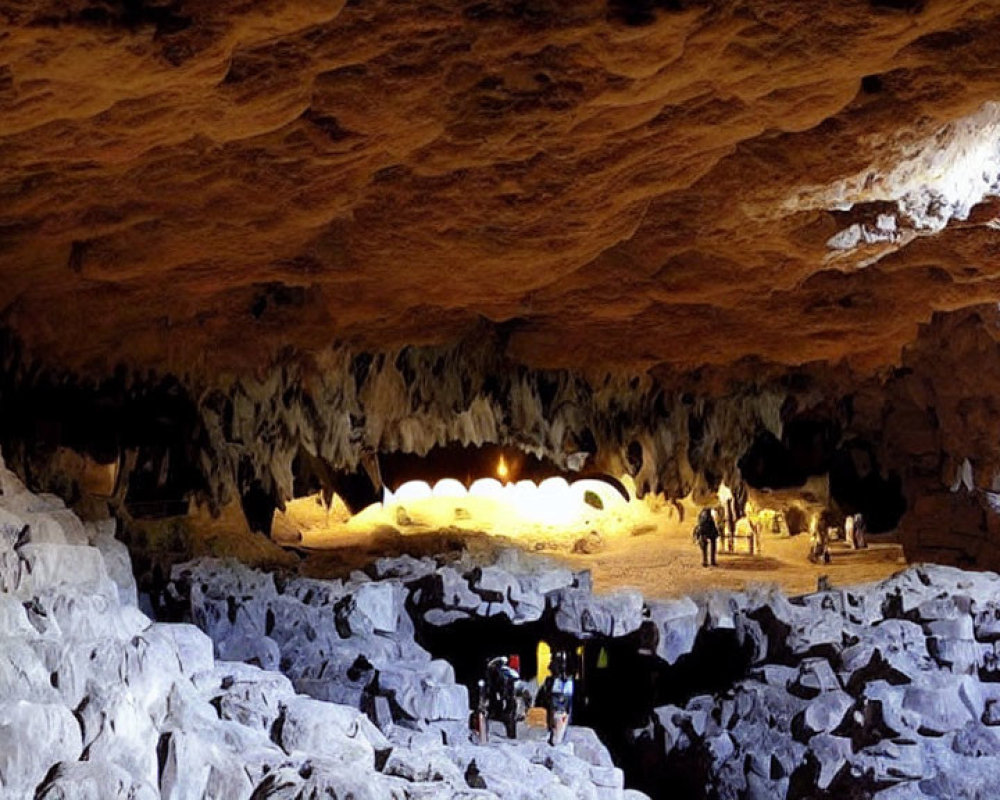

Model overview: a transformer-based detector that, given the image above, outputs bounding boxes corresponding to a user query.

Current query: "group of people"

[808,509,867,564]
[694,499,869,567]
[473,651,576,746]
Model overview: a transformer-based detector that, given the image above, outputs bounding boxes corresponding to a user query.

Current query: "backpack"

[694,508,718,541]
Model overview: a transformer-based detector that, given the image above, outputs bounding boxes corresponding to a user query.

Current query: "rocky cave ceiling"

[3,0,1000,378]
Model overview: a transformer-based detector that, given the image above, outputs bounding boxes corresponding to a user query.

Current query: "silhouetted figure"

[693,507,719,567]
[540,651,575,746]
[486,656,526,739]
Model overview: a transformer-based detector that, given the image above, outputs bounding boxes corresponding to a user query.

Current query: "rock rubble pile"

[646,567,1000,799]
[0,454,642,800]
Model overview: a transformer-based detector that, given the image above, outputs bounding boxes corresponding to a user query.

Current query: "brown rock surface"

[2,0,1000,375]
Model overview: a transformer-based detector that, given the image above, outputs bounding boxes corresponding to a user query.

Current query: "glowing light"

[496,456,510,482]
[287,468,672,547]
[395,481,432,502]
[358,471,651,538]
[432,478,466,498]
[469,478,504,499]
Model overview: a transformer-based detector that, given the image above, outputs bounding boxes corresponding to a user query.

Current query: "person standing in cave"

[853,512,868,549]
[486,655,524,739]
[540,650,575,746]
[693,507,719,567]
[473,679,489,744]
[808,510,832,564]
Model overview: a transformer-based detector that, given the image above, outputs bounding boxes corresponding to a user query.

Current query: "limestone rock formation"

[0,452,643,799]
[164,512,1000,798]
[647,564,1000,799]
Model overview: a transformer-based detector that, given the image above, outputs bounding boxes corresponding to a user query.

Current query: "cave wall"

[7,303,1000,567]
[0,323,790,526]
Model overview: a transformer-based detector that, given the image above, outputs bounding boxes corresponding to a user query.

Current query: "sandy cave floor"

[170,496,907,600]
[556,526,906,599]
[303,527,906,600]
[287,510,906,601]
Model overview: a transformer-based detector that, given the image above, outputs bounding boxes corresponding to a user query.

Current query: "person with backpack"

[540,650,575,745]
[693,507,720,567]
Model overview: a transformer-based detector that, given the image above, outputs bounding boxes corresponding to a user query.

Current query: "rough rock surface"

[3,2,1000,377]
[167,529,1000,798]
[647,563,1000,799]
[0,453,641,800]
[6,1,1000,569]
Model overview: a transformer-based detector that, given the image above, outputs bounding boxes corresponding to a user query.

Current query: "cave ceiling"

[3,0,1000,378]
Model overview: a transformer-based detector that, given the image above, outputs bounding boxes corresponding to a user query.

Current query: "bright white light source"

[394,481,432,502]
[432,478,466,498]
[365,472,641,536]
[469,478,504,499]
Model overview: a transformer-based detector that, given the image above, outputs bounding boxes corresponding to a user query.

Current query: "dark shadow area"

[414,609,754,800]
[738,430,807,489]
[607,0,701,27]
[739,416,841,491]
[829,439,906,532]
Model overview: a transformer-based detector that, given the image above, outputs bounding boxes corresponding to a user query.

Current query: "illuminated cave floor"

[290,518,906,601]
[161,497,906,600]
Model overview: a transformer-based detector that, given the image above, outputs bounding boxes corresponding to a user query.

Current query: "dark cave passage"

[829,440,906,533]
[414,611,755,800]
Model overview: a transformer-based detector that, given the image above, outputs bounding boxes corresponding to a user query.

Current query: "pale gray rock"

[88,524,138,607]
[337,580,405,636]
[275,695,378,767]
[77,683,160,787]
[34,760,159,800]
[807,733,852,789]
[158,727,256,800]
[0,636,61,703]
[789,657,841,698]
[249,760,410,800]
[373,554,438,582]
[12,543,116,602]
[424,608,471,626]
[984,697,1000,726]
[161,622,215,676]
[550,587,644,639]
[798,690,853,739]
[973,602,1000,642]
[383,745,465,783]
[646,596,699,665]
[852,739,928,783]
[902,685,974,734]
[377,660,468,722]
[0,700,83,796]
[951,720,1000,757]
[217,632,282,671]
